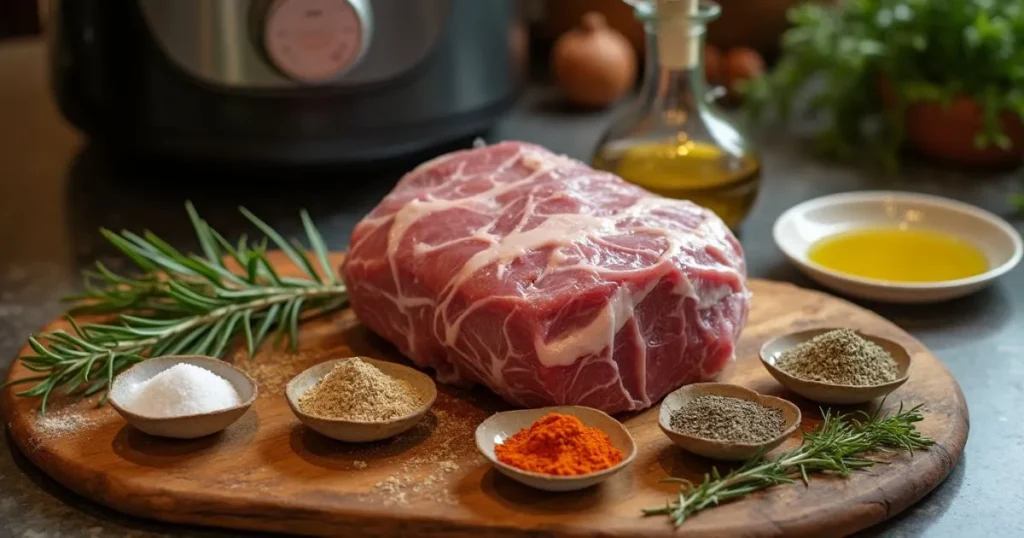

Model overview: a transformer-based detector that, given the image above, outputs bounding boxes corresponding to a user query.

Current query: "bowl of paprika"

[475,405,637,492]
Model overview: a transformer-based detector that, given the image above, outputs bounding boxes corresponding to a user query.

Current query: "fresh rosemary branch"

[644,403,934,527]
[5,202,348,412]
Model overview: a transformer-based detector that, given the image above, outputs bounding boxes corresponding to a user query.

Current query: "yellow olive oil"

[593,141,761,229]
[808,228,989,282]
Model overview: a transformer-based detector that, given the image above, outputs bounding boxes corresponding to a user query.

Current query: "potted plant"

[746,0,1024,168]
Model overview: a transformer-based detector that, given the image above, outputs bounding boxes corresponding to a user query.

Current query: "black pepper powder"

[669,394,786,444]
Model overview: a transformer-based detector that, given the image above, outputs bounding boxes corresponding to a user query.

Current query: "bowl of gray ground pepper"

[658,383,802,461]
[760,328,912,405]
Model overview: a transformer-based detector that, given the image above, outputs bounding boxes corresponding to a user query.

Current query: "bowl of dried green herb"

[759,328,912,405]
[658,383,801,461]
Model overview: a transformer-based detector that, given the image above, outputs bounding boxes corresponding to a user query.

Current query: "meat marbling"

[342,141,749,413]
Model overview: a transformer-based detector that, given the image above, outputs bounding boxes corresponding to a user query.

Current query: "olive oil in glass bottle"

[593,0,760,229]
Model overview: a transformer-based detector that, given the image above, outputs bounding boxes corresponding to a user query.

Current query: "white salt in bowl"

[760,328,912,405]
[475,405,637,492]
[285,357,437,443]
[109,355,257,439]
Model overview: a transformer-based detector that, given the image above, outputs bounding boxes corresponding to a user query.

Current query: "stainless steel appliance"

[48,0,526,164]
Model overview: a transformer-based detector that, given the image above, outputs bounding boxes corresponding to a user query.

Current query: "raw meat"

[342,141,749,413]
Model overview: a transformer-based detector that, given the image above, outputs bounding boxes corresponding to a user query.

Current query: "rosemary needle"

[643,402,934,527]
[5,202,348,412]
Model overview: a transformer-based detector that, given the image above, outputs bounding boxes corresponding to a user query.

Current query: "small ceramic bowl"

[658,383,801,461]
[773,191,1023,303]
[109,355,257,439]
[285,357,436,443]
[760,328,912,405]
[475,405,637,492]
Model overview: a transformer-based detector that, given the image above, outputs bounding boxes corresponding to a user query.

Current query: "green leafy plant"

[745,0,1024,172]
[4,203,348,412]
[644,402,934,527]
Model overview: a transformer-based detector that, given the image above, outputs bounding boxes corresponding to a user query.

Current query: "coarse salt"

[118,363,241,418]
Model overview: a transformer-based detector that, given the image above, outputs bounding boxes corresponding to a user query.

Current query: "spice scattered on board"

[776,329,899,386]
[669,395,785,443]
[35,411,96,437]
[32,402,108,440]
[236,349,324,394]
[495,413,623,476]
[299,358,423,421]
[367,406,485,506]
[117,364,241,418]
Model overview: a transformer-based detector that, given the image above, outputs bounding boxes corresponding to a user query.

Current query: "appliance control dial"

[262,0,372,83]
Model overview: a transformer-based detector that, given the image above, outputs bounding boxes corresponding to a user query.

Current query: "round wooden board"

[1,253,968,537]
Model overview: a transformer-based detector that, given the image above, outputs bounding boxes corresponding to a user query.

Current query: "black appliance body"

[48,0,526,164]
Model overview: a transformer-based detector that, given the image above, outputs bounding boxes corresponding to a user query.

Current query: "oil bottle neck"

[639,0,714,114]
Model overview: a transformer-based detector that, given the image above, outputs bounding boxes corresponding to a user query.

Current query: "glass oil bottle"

[593,0,760,229]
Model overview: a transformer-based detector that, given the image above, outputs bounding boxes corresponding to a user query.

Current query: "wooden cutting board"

[1,253,968,537]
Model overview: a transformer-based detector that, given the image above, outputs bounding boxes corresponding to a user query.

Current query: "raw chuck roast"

[342,141,749,413]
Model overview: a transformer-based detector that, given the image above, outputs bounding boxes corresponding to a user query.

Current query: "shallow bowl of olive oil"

[773,191,1022,303]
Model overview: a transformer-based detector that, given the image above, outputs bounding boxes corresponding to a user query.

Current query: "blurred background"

[1,0,1021,272]
[0,0,40,38]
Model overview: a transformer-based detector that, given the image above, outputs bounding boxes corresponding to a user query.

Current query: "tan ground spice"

[775,329,900,386]
[298,358,423,421]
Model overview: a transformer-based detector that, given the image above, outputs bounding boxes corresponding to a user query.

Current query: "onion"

[551,12,638,108]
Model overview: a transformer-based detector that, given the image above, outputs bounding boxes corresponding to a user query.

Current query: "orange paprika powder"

[494,412,623,476]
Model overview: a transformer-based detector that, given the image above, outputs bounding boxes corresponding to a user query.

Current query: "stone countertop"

[1,38,1022,537]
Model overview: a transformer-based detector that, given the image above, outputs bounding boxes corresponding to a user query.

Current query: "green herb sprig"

[5,203,348,412]
[644,403,934,527]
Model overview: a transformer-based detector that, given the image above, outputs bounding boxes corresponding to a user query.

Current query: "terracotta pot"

[905,100,1024,166]
[880,79,1024,166]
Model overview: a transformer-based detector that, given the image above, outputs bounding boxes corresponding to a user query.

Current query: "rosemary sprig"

[4,202,348,412]
[644,403,934,527]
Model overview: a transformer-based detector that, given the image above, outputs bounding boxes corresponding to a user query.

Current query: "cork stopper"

[657,0,700,69]
[657,0,698,18]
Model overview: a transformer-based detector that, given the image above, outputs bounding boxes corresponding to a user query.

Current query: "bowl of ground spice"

[760,328,912,404]
[475,406,637,492]
[658,383,801,461]
[285,356,436,442]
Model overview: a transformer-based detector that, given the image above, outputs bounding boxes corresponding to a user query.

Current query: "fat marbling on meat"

[342,141,749,413]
